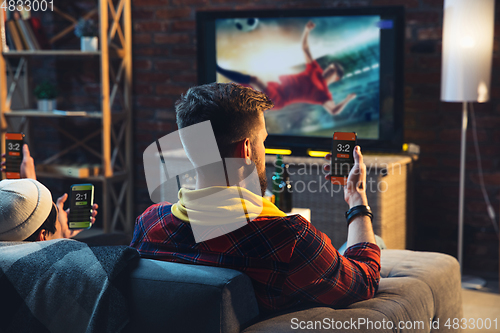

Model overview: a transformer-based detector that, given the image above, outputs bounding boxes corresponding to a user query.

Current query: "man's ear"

[235,138,251,160]
[36,229,49,241]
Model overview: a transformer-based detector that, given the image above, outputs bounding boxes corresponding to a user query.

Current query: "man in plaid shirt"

[131,83,380,313]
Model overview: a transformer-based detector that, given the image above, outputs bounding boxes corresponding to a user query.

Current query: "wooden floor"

[462,280,500,332]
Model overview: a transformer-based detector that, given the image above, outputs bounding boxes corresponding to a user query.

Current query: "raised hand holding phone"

[68,184,95,230]
[2,143,36,180]
[323,132,368,208]
[324,143,374,245]
[330,132,356,186]
[5,133,25,179]
[57,192,98,238]
[344,145,368,208]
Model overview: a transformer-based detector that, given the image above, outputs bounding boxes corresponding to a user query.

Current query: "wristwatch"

[345,205,373,227]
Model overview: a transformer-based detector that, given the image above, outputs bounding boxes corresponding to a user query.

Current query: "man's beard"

[251,153,267,197]
[257,165,267,197]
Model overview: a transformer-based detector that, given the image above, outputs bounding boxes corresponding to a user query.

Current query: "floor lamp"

[441,0,495,289]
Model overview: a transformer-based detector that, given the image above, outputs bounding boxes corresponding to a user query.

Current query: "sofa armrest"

[125,259,259,333]
[242,250,463,333]
[381,250,463,332]
[242,277,435,333]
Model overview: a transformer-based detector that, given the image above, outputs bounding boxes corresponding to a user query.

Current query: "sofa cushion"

[125,259,259,333]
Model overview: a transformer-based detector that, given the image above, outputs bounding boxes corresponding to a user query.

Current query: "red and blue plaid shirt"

[130,202,381,312]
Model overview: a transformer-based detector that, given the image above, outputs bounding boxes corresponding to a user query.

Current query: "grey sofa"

[125,250,463,333]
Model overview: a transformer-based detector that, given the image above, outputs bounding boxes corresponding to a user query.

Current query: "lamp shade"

[441,0,495,102]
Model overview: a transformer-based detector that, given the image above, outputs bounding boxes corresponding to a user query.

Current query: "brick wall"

[130,0,499,275]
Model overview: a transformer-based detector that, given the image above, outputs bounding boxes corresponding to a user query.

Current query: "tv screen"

[197,7,404,154]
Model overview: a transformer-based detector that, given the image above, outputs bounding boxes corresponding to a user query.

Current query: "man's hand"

[324,145,368,208]
[56,193,99,239]
[20,144,36,179]
[1,144,37,179]
[325,146,375,246]
[343,146,368,207]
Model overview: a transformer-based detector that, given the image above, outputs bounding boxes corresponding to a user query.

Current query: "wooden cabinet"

[266,154,415,249]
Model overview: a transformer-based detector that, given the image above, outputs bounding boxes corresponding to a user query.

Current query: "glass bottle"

[271,154,283,208]
[279,163,293,213]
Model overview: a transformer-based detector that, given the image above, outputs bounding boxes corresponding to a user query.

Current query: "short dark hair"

[175,83,273,157]
[25,203,57,241]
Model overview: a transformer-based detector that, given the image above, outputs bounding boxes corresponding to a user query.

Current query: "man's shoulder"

[135,205,313,238]
[251,214,312,233]
[138,202,174,221]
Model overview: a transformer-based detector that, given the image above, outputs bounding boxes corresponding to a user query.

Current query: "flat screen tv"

[197,7,405,155]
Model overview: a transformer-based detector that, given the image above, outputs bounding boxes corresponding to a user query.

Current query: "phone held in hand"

[331,132,357,186]
[68,184,94,229]
[5,132,25,179]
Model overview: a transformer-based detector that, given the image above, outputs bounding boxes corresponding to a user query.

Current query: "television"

[196,7,405,155]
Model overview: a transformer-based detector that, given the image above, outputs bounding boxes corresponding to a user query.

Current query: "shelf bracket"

[49,7,98,45]
[39,119,103,165]
[5,58,29,110]
[108,0,126,49]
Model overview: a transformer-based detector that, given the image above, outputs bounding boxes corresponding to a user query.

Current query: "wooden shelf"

[4,111,128,121]
[2,49,125,58]
[0,0,133,234]
[4,110,103,118]
[36,170,128,181]
[2,50,101,56]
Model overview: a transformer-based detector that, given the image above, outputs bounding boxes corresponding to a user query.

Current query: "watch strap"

[345,205,373,227]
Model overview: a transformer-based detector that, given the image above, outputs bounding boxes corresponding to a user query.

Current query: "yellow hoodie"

[171,186,286,226]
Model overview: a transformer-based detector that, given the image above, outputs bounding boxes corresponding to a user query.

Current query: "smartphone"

[68,184,94,229]
[331,132,357,186]
[5,132,25,179]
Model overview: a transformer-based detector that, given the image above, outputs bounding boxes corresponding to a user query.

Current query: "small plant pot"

[37,99,57,112]
[81,37,98,51]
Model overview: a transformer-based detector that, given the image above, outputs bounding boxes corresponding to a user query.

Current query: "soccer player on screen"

[216,21,356,115]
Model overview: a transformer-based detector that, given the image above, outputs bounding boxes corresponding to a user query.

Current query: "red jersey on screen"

[264,60,332,110]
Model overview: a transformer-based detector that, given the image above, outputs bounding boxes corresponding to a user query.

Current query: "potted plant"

[34,82,57,112]
[75,18,98,51]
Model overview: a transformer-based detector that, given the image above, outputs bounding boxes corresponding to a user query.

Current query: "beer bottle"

[271,155,283,208]
[279,163,293,213]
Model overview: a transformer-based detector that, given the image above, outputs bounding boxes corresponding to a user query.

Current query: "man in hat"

[0,145,98,241]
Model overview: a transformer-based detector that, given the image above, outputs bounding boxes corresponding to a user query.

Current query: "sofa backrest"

[126,258,260,333]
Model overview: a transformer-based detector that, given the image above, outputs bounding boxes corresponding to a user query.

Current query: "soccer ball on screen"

[234,18,259,32]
